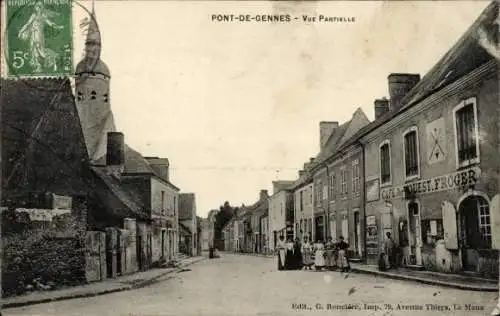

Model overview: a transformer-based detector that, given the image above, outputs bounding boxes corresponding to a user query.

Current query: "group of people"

[275,235,350,272]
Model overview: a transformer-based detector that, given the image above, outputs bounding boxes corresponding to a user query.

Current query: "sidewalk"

[350,263,498,292]
[2,256,206,309]
[222,251,274,258]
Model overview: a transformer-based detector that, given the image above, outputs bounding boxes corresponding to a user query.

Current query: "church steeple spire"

[76,0,109,77]
[84,0,101,59]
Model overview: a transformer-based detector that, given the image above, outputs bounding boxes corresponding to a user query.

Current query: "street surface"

[4,254,497,316]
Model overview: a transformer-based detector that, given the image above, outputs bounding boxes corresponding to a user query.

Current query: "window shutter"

[442,201,458,250]
[491,195,500,250]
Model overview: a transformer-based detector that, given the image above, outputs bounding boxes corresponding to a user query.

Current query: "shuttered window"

[329,173,336,200]
[380,142,391,184]
[352,160,360,194]
[404,130,419,177]
[454,98,479,167]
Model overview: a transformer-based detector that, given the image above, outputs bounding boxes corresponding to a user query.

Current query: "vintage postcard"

[0,0,499,315]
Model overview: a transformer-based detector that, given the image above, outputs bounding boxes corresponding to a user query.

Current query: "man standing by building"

[384,232,395,269]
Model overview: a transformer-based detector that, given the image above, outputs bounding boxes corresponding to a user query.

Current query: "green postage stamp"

[5,0,73,77]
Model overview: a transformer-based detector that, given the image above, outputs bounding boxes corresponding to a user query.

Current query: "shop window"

[478,199,491,246]
[460,195,491,249]
[403,127,420,178]
[379,140,391,184]
[453,97,480,168]
[421,219,444,245]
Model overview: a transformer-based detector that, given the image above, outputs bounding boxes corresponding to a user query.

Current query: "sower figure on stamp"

[276,235,286,271]
[18,2,63,73]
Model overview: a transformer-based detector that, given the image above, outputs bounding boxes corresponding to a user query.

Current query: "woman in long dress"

[301,236,314,270]
[276,235,286,271]
[314,240,325,271]
[292,237,303,270]
[324,237,336,270]
[284,237,295,270]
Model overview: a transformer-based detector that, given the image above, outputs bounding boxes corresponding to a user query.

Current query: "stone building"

[309,110,370,259]
[360,2,499,277]
[310,110,370,249]
[291,167,314,242]
[179,193,198,256]
[268,181,294,251]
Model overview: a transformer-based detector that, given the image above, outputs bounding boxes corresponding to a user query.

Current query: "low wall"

[3,233,86,297]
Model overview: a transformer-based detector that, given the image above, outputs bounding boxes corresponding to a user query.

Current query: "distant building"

[310,109,370,258]
[291,167,314,242]
[268,181,294,251]
[179,193,198,256]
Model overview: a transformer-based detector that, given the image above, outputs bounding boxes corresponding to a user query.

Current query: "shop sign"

[381,167,480,200]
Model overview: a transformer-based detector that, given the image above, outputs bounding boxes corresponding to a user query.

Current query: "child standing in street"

[314,240,325,271]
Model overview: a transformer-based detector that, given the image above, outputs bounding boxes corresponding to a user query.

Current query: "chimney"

[309,157,315,163]
[374,97,390,120]
[298,170,305,177]
[388,73,420,110]
[106,132,125,166]
[260,189,269,201]
[145,157,170,181]
[319,121,339,150]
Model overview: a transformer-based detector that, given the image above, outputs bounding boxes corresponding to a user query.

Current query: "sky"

[66,1,489,217]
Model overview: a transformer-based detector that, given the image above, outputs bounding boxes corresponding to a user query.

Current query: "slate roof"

[1,78,91,198]
[314,107,370,166]
[339,1,498,150]
[179,193,196,220]
[90,166,148,220]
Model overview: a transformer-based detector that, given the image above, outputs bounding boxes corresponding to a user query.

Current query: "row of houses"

[220,2,499,278]
[1,7,200,297]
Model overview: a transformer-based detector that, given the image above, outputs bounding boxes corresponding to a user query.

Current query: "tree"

[213,201,235,250]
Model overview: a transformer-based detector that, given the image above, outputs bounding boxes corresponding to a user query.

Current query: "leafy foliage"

[2,212,87,297]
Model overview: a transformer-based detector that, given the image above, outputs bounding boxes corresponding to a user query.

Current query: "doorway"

[354,210,360,257]
[408,202,422,265]
[137,235,143,271]
[161,230,166,260]
[459,195,491,271]
[315,215,325,242]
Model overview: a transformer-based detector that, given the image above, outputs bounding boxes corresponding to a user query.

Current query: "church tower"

[75,2,117,162]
